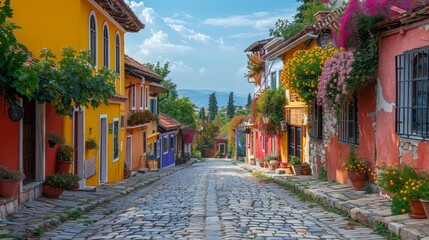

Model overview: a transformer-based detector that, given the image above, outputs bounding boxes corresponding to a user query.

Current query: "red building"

[214,132,228,158]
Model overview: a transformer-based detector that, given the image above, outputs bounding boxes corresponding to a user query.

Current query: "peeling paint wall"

[377,24,429,172]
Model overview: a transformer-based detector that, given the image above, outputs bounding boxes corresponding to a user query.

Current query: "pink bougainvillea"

[182,131,195,144]
[317,50,355,110]
[332,0,426,49]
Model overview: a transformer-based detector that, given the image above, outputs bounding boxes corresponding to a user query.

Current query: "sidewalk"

[236,161,429,240]
[0,160,197,239]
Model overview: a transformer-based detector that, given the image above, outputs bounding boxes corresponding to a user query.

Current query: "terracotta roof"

[149,82,168,94]
[124,55,163,83]
[375,4,429,31]
[93,0,144,32]
[214,131,228,140]
[158,112,182,132]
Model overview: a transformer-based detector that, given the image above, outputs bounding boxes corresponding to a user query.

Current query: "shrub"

[264,153,279,162]
[85,138,98,150]
[57,145,74,162]
[215,150,222,158]
[288,155,301,165]
[376,163,427,196]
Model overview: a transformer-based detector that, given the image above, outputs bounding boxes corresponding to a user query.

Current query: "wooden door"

[288,125,302,161]
[23,99,36,185]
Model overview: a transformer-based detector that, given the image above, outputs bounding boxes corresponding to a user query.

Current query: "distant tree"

[208,92,218,122]
[160,97,196,127]
[246,93,252,108]
[161,79,178,99]
[235,109,247,116]
[199,107,206,121]
[226,92,235,119]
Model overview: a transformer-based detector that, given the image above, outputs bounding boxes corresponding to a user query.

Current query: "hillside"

[177,89,248,108]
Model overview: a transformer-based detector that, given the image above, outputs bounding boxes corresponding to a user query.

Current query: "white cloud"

[171,61,193,73]
[167,24,211,43]
[216,37,236,51]
[141,8,156,24]
[140,30,192,56]
[199,67,208,74]
[202,10,295,30]
[228,32,266,39]
[163,17,188,25]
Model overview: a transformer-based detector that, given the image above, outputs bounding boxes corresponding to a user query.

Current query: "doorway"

[125,136,132,172]
[73,109,85,184]
[288,125,302,161]
[22,98,35,185]
[99,116,108,184]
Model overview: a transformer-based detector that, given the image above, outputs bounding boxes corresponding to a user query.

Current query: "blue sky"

[124,0,299,95]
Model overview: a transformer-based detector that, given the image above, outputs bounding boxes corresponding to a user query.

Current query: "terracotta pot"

[259,161,264,167]
[409,199,427,218]
[420,199,429,222]
[43,184,64,199]
[269,160,279,170]
[57,160,72,174]
[348,171,366,190]
[302,167,311,175]
[292,164,302,175]
[280,162,288,168]
[264,162,269,168]
[0,179,20,198]
[72,184,79,191]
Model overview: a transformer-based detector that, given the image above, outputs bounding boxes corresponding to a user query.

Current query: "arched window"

[115,33,120,74]
[103,23,109,67]
[89,13,97,66]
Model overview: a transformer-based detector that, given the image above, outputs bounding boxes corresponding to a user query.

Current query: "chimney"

[314,11,330,21]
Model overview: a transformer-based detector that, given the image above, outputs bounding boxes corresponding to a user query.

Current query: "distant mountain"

[177,89,248,108]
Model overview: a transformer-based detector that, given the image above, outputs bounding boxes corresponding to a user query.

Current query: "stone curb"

[12,160,197,239]
[235,162,427,240]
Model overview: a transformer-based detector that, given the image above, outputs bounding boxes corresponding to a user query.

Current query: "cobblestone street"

[40,160,385,239]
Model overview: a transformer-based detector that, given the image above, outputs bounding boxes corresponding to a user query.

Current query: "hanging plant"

[281,45,337,104]
[255,88,286,133]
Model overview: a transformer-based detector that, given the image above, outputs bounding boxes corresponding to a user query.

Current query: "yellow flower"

[403,197,407,201]
[401,209,406,213]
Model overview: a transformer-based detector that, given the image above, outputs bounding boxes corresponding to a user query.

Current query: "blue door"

[161,133,175,168]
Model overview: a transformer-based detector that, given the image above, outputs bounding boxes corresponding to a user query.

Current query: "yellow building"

[12,0,144,187]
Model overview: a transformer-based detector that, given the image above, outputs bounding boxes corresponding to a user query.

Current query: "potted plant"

[85,138,98,150]
[302,162,311,175]
[0,166,24,198]
[265,153,279,170]
[420,181,429,220]
[47,132,64,148]
[396,179,427,218]
[57,144,74,174]
[289,155,302,175]
[343,148,367,190]
[43,173,79,198]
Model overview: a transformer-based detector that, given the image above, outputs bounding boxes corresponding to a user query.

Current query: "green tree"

[269,0,329,40]
[160,97,196,127]
[198,107,206,121]
[246,93,252,108]
[226,92,235,119]
[144,61,178,99]
[208,92,218,122]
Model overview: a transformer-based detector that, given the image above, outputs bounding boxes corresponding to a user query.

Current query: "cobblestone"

[34,159,387,239]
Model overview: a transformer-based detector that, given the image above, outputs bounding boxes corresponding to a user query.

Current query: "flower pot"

[409,199,427,219]
[72,184,80,191]
[57,160,72,174]
[302,167,311,175]
[269,160,279,170]
[48,140,56,148]
[420,199,429,222]
[280,162,288,168]
[348,171,366,190]
[250,159,255,165]
[292,164,302,175]
[259,161,264,167]
[264,162,269,168]
[0,179,20,198]
[43,184,64,199]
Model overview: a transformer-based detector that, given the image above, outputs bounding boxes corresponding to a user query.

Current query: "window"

[113,119,119,161]
[145,87,149,109]
[396,47,429,139]
[143,131,147,154]
[270,71,277,90]
[288,125,302,160]
[102,23,109,67]
[115,33,120,74]
[309,101,323,139]
[218,143,225,154]
[150,99,157,115]
[120,114,125,129]
[338,95,359,144]
[89,13,97,66]
[139,86,143,110]
[131,86,136,110]
[163,136,168,153]
[170,135,174,150]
